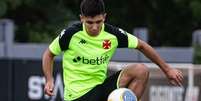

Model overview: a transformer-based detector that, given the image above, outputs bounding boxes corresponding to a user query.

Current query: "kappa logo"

[118,28,127,35]
[79,39,87,44]
[59,29,66,38]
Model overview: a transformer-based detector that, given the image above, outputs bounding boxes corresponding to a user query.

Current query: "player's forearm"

[42,48,54,82]
[137,40,170,73]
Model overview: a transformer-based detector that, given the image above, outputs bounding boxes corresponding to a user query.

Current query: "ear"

[103,13,107,21]
[80,14,84,23]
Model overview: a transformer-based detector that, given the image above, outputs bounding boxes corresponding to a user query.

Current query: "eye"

[96,20,102,24]
[86,21,93,24]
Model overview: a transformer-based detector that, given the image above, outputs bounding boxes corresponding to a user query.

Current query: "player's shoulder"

[59,22,82,38]
[58,22,82,51]
[104,23,127,36]
[104,23,130,48]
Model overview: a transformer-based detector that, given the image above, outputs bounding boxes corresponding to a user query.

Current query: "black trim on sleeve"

[104,23,128,48]
[59,23,82,51]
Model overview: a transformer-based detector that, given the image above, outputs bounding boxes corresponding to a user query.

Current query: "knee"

[136,64,149,76]
[129,63,149,77]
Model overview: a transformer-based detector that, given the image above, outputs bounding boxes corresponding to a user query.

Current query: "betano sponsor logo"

[73,55,110,65]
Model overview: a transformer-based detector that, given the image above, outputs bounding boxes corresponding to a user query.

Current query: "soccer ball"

[107,88,138,101]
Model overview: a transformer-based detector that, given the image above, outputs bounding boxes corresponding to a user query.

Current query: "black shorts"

[73,70,122,101]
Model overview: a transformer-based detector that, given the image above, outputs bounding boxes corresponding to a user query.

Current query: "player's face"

[80,14,106,36]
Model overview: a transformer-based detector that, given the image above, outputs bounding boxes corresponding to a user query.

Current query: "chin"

[90,32,99,36]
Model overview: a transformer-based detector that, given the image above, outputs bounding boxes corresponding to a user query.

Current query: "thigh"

[74,70,122,101]
[101,70,122,100]
[118,63,149,88]
[73,84,103,101]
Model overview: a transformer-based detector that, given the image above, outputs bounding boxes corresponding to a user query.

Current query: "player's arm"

[42,48,55,96]
[42,35,62,96]
[136,39,183,86]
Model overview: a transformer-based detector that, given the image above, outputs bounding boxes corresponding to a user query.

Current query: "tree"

[1,0,79,42]
[1,0,201,46]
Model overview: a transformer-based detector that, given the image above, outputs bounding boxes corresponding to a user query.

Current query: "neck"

[86,27,102,37]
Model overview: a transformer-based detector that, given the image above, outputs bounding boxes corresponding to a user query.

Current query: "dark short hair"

[80,0,105,17]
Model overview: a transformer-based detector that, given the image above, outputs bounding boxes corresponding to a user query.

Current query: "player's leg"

[72,84,103,101]
[119,63,149,99]
[72,71,122,101]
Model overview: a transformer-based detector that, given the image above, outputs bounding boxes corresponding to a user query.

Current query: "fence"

[1,59,201,101]
[0,19,201,101]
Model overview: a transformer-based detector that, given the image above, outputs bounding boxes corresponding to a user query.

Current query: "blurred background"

[0,0,201,101]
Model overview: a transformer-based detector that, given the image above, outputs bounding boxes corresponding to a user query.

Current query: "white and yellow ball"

[107,88,138,101]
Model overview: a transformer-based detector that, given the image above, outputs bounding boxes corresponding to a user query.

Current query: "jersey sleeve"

[49,36,62,55]
[127,33,138,48]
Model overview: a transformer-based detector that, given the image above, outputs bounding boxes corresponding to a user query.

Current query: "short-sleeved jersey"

[49,23,138,100]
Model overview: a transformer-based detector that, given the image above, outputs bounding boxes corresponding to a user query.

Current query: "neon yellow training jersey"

[49,23,138,100]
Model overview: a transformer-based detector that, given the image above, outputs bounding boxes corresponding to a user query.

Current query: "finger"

[177,80,182,86]
[177,70,183,78]
[178,70,183,75]
[44,85,54,96]
[179,71,184,80]
[170,77,181,86]
[176,73,183,84]
[172,70,183,86]
[45,88,54,96]
[170,80,177,86]
[177,71,184,83]
[175,77,182,86]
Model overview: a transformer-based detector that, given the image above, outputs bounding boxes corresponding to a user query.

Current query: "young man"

[42,0,183,101]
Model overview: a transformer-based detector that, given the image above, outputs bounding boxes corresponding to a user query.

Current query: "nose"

[91,24,98,30]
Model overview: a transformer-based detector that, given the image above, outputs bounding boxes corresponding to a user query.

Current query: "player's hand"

[44,80,54,96]
[165,68,183,86]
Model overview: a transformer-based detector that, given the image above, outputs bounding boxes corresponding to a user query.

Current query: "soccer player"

[42,0,183,101]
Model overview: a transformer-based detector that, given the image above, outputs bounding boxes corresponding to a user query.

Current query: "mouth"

[90,31,99,35]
